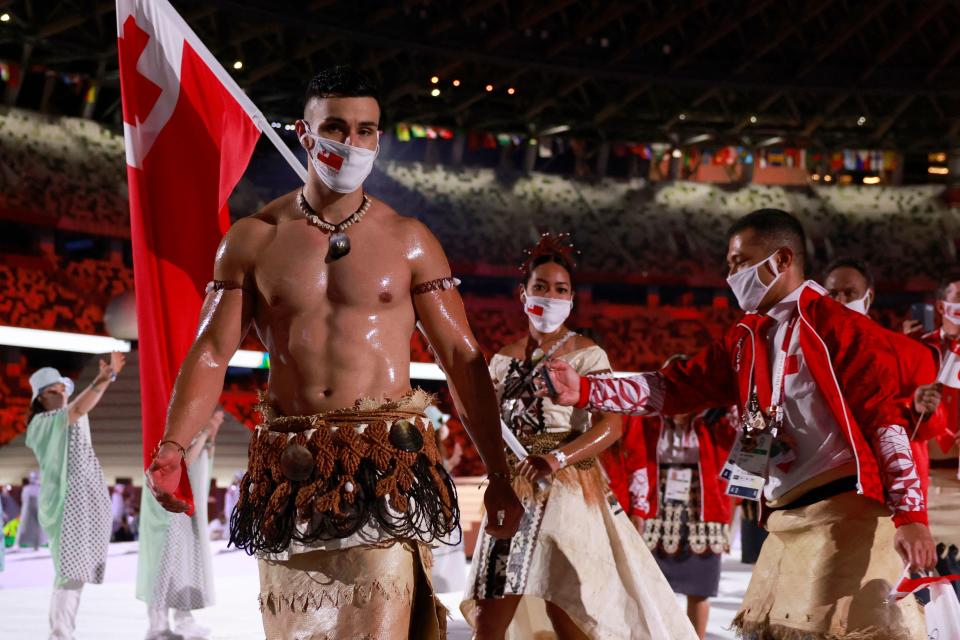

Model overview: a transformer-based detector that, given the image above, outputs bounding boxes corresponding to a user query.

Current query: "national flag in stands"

[116,0,301,512]
[937,341,960,389]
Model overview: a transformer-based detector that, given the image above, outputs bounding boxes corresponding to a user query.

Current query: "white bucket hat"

[29,367,75,402]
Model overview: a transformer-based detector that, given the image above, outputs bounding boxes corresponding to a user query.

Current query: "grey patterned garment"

[59,417,112,584]
[150,448,215,610]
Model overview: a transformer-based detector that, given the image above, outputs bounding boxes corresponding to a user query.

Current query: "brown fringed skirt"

[229,390,460,557]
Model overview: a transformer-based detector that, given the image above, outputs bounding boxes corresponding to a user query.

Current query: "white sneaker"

[145,632,184,640]
[172,614,210,639]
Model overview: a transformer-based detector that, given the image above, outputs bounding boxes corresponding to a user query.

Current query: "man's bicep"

[413,288,477,358]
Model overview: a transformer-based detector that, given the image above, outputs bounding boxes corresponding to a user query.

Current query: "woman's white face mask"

[522,293,573,333]
[299,126,379,194]
[726,252,782,312]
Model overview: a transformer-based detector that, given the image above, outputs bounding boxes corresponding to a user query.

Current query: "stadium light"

[749,115,758,124]
[0,327,131,354]
[430,88,441,97]
[862,175,880,184]
[485,84,494,92]
[857,116,866,126]
[232,60,243,70]
[678,113,686,121]
[430,76,439,84]
[507,87,516,95]
[452,79,461,87]
[0,13,10,23]
[929,166,949,175]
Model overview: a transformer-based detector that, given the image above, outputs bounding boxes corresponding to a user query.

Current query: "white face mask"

[300,129,378,194]
[523,294,573,333]
[726,252,782,312]
[843,293,871,316]
[943,301,960,324]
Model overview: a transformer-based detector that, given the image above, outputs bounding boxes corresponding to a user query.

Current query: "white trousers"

[49,580,83,640]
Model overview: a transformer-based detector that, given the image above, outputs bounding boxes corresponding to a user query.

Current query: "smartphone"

[910,303,935,333]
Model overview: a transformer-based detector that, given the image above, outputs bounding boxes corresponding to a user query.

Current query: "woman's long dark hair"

[25,397,45,427]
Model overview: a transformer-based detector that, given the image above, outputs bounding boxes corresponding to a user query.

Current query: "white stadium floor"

[0,539,752,639]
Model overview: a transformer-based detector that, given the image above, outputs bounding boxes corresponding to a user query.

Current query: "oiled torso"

[246,193,422,416]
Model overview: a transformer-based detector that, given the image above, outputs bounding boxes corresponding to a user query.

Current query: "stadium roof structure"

[2,0,960,151]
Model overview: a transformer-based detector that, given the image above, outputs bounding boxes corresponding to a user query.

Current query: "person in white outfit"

[25,354,125,640]
[137,410,222,640]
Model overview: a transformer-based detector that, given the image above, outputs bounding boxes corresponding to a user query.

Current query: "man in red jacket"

[906,275,960,599]
[544,209,934,640]
[823,258,946,495]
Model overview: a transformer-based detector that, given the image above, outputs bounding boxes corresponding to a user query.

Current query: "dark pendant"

[389,419,424,453]
[280,442,315,481]
[329,232,351,260]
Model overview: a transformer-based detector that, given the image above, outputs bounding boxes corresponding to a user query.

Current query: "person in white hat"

[25,352,125,640]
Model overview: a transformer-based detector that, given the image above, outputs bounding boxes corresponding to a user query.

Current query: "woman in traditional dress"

[461,233,696,640]
[25,354,124,640]
[137,410,222,640]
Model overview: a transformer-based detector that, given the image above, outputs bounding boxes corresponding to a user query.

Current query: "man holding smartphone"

[905,275,960,599]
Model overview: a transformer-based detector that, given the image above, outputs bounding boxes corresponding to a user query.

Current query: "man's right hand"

[630,514,645,534]
[913,383,941,415]
[146,443,192,514]
[482,477,523,539]
[535,359,583,406]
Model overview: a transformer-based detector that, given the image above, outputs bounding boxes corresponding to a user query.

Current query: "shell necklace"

[297,189,372,261]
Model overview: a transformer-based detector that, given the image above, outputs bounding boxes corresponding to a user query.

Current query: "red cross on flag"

[116,0,305,513]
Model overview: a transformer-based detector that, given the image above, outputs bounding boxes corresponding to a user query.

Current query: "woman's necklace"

[297,189,372,261]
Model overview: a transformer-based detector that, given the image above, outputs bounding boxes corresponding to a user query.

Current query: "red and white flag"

[116,0,304,512]
[887,571,960,602]
[937,341,960,390]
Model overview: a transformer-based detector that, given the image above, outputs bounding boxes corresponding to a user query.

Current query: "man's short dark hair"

[936,271,960,300]
[824,257,874,289]
[727,208,807,267]
[305,66,381,110]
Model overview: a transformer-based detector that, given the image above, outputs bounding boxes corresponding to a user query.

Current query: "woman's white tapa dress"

[461,345,697,640]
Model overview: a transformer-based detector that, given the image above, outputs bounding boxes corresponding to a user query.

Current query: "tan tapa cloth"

[462,465,698,640]
[248,391,451,640]
[927,467,960,547]
[258,540,445,640]
[733,492,926,640]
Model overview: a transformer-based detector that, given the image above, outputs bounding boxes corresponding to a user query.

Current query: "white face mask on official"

[726,252,782,312]
[299,127,378,194]
[844,294,871,316]
[942,301,960,324]
[523,294,573,333]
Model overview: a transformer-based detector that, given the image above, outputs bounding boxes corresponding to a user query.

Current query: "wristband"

[574,376,591,409]
[487,471,511,483]
[550,449,568,469]
[154,439,186,459]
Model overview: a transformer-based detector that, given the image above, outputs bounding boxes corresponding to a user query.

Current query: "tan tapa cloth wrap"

[927,467,960,547]
[258,539,445,640]
[236,391,455,640]
[733,492,926,640]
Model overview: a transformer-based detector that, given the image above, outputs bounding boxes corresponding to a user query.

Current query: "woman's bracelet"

[550,449,568,469]
[487,471,512,483]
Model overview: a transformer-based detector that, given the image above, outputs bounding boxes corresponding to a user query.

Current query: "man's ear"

[775,246,794,273]
[295,119,310,147]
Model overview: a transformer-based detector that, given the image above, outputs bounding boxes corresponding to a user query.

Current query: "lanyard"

[768,316,798,411]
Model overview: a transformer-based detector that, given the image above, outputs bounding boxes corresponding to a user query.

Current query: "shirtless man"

[145,66,522,639]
